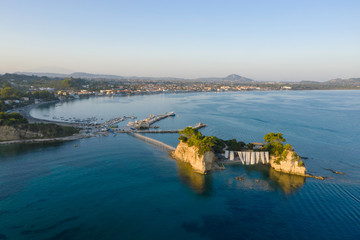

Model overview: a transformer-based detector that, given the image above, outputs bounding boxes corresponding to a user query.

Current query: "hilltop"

[326,78,360,86]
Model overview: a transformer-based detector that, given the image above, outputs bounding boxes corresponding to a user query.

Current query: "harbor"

[10,99,209,137]
[19,107,206,136]
[96,112,206,135]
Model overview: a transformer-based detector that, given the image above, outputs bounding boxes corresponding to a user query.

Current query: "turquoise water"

[1,91,360,239]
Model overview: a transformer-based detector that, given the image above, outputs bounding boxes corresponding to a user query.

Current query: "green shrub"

[298,161,305,167]
[178,135,187,143]
[178,127,215,156]
[247,143,254,150]
[0,112,28,125]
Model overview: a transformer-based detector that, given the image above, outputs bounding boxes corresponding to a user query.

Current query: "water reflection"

[0,142,66,158]
[174,160,306,195]
[227,164,306,195]
[175,160,212,195]
[268,167,306,195]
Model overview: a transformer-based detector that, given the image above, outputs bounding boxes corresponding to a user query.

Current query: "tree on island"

[264,132,286,143]
[264,132,303,165]
[263,132,287,155]
[178,127,216,156]
[178,127,248,155]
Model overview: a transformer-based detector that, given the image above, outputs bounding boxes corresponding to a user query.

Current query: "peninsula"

[0,112,80,143]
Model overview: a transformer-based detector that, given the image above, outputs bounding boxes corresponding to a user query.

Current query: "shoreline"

[7,89,360,125]
[1,101,89,145]
[9,100,76,126]
[0,133,90,145]
[2,90,356,145]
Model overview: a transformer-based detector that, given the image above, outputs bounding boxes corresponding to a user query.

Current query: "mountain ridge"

[15,72,254,82]
[10,72,360,84]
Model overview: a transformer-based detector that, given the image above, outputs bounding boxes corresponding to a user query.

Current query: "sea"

[0,90,359,240]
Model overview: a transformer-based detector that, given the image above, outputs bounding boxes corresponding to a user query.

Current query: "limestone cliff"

[172,141,219,174]
[270,150,306,176]
[0,124,79,141]
[0,125,44,141]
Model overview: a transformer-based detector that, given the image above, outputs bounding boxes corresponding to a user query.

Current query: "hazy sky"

[0,0,359,81]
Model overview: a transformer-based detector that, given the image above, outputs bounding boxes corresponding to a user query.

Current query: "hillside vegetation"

[263,132,304,166]
[0,112,79,140]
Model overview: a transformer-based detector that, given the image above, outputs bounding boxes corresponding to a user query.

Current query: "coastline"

[1,101,88,145]
[0,133,89,145]
[3,90,358,145]
[9,100,76,126]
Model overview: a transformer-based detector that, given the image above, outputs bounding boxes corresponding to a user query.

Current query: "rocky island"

[173,141,219,174]
[172,127,222,174]
[263,132,306,176]
[172,127,307,176]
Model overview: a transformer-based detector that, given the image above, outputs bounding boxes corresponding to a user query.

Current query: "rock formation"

[0,124,78,142]
[172,141,219,174]
[270,150,306,176]
[0,125,44,141]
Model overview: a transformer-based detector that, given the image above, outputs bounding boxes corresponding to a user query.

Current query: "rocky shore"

[270,150,306,176]
[0,123,83,144]
[172,142,222,174]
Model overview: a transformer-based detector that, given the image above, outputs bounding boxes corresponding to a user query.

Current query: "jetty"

[128,132,175,151]
[117,122,206,134]
[127,112,176,129]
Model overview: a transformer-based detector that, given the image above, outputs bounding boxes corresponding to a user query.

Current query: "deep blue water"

[1,91,360,239]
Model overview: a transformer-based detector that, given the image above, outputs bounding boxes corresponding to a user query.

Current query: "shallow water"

[1,90,360,239]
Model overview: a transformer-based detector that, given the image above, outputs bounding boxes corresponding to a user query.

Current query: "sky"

[0,0,359,82]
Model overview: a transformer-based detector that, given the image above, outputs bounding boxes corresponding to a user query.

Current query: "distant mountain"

[297,80,321,84]
[15,72,125,80]
[15,72,69,78]
[14,72,255,82]
[195,74,254,82]
[70,72,125,80]
[224,74,254,82]
[325,78,360,85]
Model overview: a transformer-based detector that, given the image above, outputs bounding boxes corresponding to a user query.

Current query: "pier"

[128,132,176,152]
[127,112,176,129]
[125,117,206,153]
[114,122,206,134]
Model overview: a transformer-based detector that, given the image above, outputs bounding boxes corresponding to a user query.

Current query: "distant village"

[1,72,358,112]
[56,84,273,99]
[0,73,284,111]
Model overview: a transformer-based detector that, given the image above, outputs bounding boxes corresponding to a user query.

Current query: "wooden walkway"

[114,122,206,134]
[128,133,176,152]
